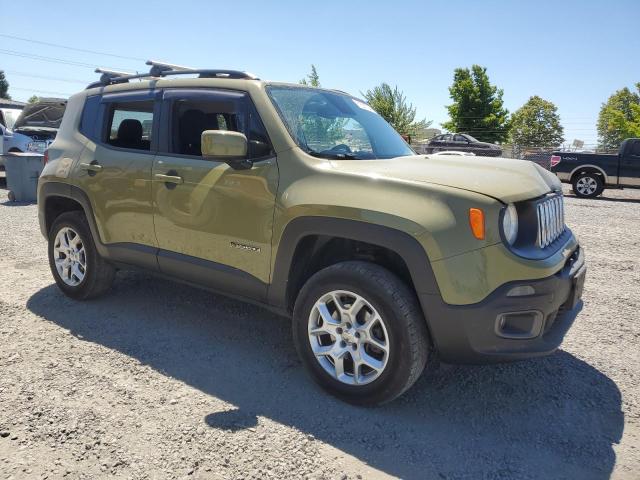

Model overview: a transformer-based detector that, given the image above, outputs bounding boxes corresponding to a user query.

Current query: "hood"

[329,154,561,203]
[14,98,66,130]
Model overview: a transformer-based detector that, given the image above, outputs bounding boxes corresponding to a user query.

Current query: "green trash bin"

[3,152,44,202]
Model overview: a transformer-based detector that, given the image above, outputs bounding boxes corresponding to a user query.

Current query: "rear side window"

[106,101,154,151]
[79,95,101,141]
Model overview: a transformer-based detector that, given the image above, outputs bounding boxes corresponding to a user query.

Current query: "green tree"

[597,84,640,150]
[0,71,10,99]
[299,65,321,87]
[443,65,510,143]
[28,95,40,104]
[509,96,564,153]
[297,65,345,145]
[362,83,430,136]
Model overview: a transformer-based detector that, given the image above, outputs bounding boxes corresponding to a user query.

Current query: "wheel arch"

[268,216,441,316]
[569,164,608,184]
[38,182,107,256]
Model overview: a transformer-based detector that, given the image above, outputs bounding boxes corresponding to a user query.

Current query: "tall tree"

[0,71,10,99]
[299,65,321,87]
[510,96,564,152]
[597,84,640,150]
[363,83,430,136]
[443,65,510,143]
[28,95,40,104]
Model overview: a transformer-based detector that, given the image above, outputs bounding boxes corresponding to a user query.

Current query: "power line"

[0,33,146,62]
[3,70,90,84]
[0,49,126,71]
[10,87,73,97]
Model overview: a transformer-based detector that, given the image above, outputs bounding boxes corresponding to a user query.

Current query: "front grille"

[536,195,565,248]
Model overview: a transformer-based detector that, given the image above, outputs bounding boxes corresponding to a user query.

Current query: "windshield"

[266,86,414,160]
[14,100,66,130]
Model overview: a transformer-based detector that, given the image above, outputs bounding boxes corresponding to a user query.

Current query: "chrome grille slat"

[536,195,565,248]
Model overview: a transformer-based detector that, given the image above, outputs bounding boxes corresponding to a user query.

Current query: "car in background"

[0,100,25,162]
[425,133,502,156]
[551,138,640,198]
[2,98,66,155]
[431,150,476,157]
[0,106,23,131]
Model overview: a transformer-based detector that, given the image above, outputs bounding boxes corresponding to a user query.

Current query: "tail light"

[43,149,49,165]
[550,155,561,168]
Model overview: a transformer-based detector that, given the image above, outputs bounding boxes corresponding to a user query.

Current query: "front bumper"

[421,245,585,363]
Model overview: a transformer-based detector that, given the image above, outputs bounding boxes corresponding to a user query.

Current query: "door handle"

[79,162,103,173]
[155,173,183,185]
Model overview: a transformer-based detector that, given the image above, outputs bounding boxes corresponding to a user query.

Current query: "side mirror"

[201,130,252,169]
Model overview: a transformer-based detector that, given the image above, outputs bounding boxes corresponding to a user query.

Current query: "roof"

[0,98,27,109]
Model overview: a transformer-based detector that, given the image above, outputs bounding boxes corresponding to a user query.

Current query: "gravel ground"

[0,176,639,480]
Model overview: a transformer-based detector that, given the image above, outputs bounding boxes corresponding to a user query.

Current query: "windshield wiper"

[307,150,359,160]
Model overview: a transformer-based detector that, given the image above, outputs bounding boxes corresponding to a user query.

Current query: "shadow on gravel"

[28,273,623,479]
[565,192,640,204]
[0,200,36,206]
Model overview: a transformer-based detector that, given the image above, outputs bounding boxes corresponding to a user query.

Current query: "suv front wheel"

[293,261,430,405]
[48,211,116,300]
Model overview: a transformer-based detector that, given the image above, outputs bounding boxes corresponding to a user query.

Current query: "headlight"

[502,203,518,245]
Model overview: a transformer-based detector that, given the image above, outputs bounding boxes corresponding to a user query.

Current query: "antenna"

[146,60,193,77]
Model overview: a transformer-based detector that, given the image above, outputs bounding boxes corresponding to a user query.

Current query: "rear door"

[452,134,471,152]
[619,140,640,186]
[74,90,160,268]
[151,88,278,300]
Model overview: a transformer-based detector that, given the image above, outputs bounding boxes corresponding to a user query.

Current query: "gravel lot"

[1,175,639,480]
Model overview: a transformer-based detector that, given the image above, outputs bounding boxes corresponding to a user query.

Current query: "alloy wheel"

[307,290,390,385]
[576,176,598,196]
[53,227,87,286]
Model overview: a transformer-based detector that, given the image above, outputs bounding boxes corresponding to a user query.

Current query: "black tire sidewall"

[573,174,603,198]
[293,264,424,405]
[48,212,102,300]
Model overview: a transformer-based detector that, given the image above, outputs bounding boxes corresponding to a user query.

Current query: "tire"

[293,261,430,406]
[572,173,604,198]
[48,211,116,300]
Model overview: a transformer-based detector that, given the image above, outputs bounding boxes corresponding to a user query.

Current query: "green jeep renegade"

[38,63,586,405]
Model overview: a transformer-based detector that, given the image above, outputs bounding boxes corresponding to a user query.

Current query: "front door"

[151,88,278,300]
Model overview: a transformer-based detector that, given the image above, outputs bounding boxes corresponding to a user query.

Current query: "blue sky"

[1,0,638,145]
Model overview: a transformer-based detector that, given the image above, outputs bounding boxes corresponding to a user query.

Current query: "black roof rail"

[86,61,259,89]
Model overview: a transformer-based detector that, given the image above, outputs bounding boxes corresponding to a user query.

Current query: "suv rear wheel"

[293,261,430,405]
[48,211,116,300]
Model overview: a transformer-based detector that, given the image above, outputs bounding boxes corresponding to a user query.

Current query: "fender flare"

[266,216,441,310]
[38,181,159,271]
[568,164,608,184]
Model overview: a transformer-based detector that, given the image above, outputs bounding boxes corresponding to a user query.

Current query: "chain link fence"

[410,137,615,171]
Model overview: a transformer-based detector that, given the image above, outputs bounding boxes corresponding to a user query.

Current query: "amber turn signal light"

[469,208,485,240]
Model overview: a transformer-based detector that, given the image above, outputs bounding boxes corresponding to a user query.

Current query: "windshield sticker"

[352,99,375,113]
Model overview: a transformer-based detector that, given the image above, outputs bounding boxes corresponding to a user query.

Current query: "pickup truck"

[551,138,640,198]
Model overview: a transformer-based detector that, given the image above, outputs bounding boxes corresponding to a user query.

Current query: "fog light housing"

[495,311,543,339]
[506,285,535,297]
